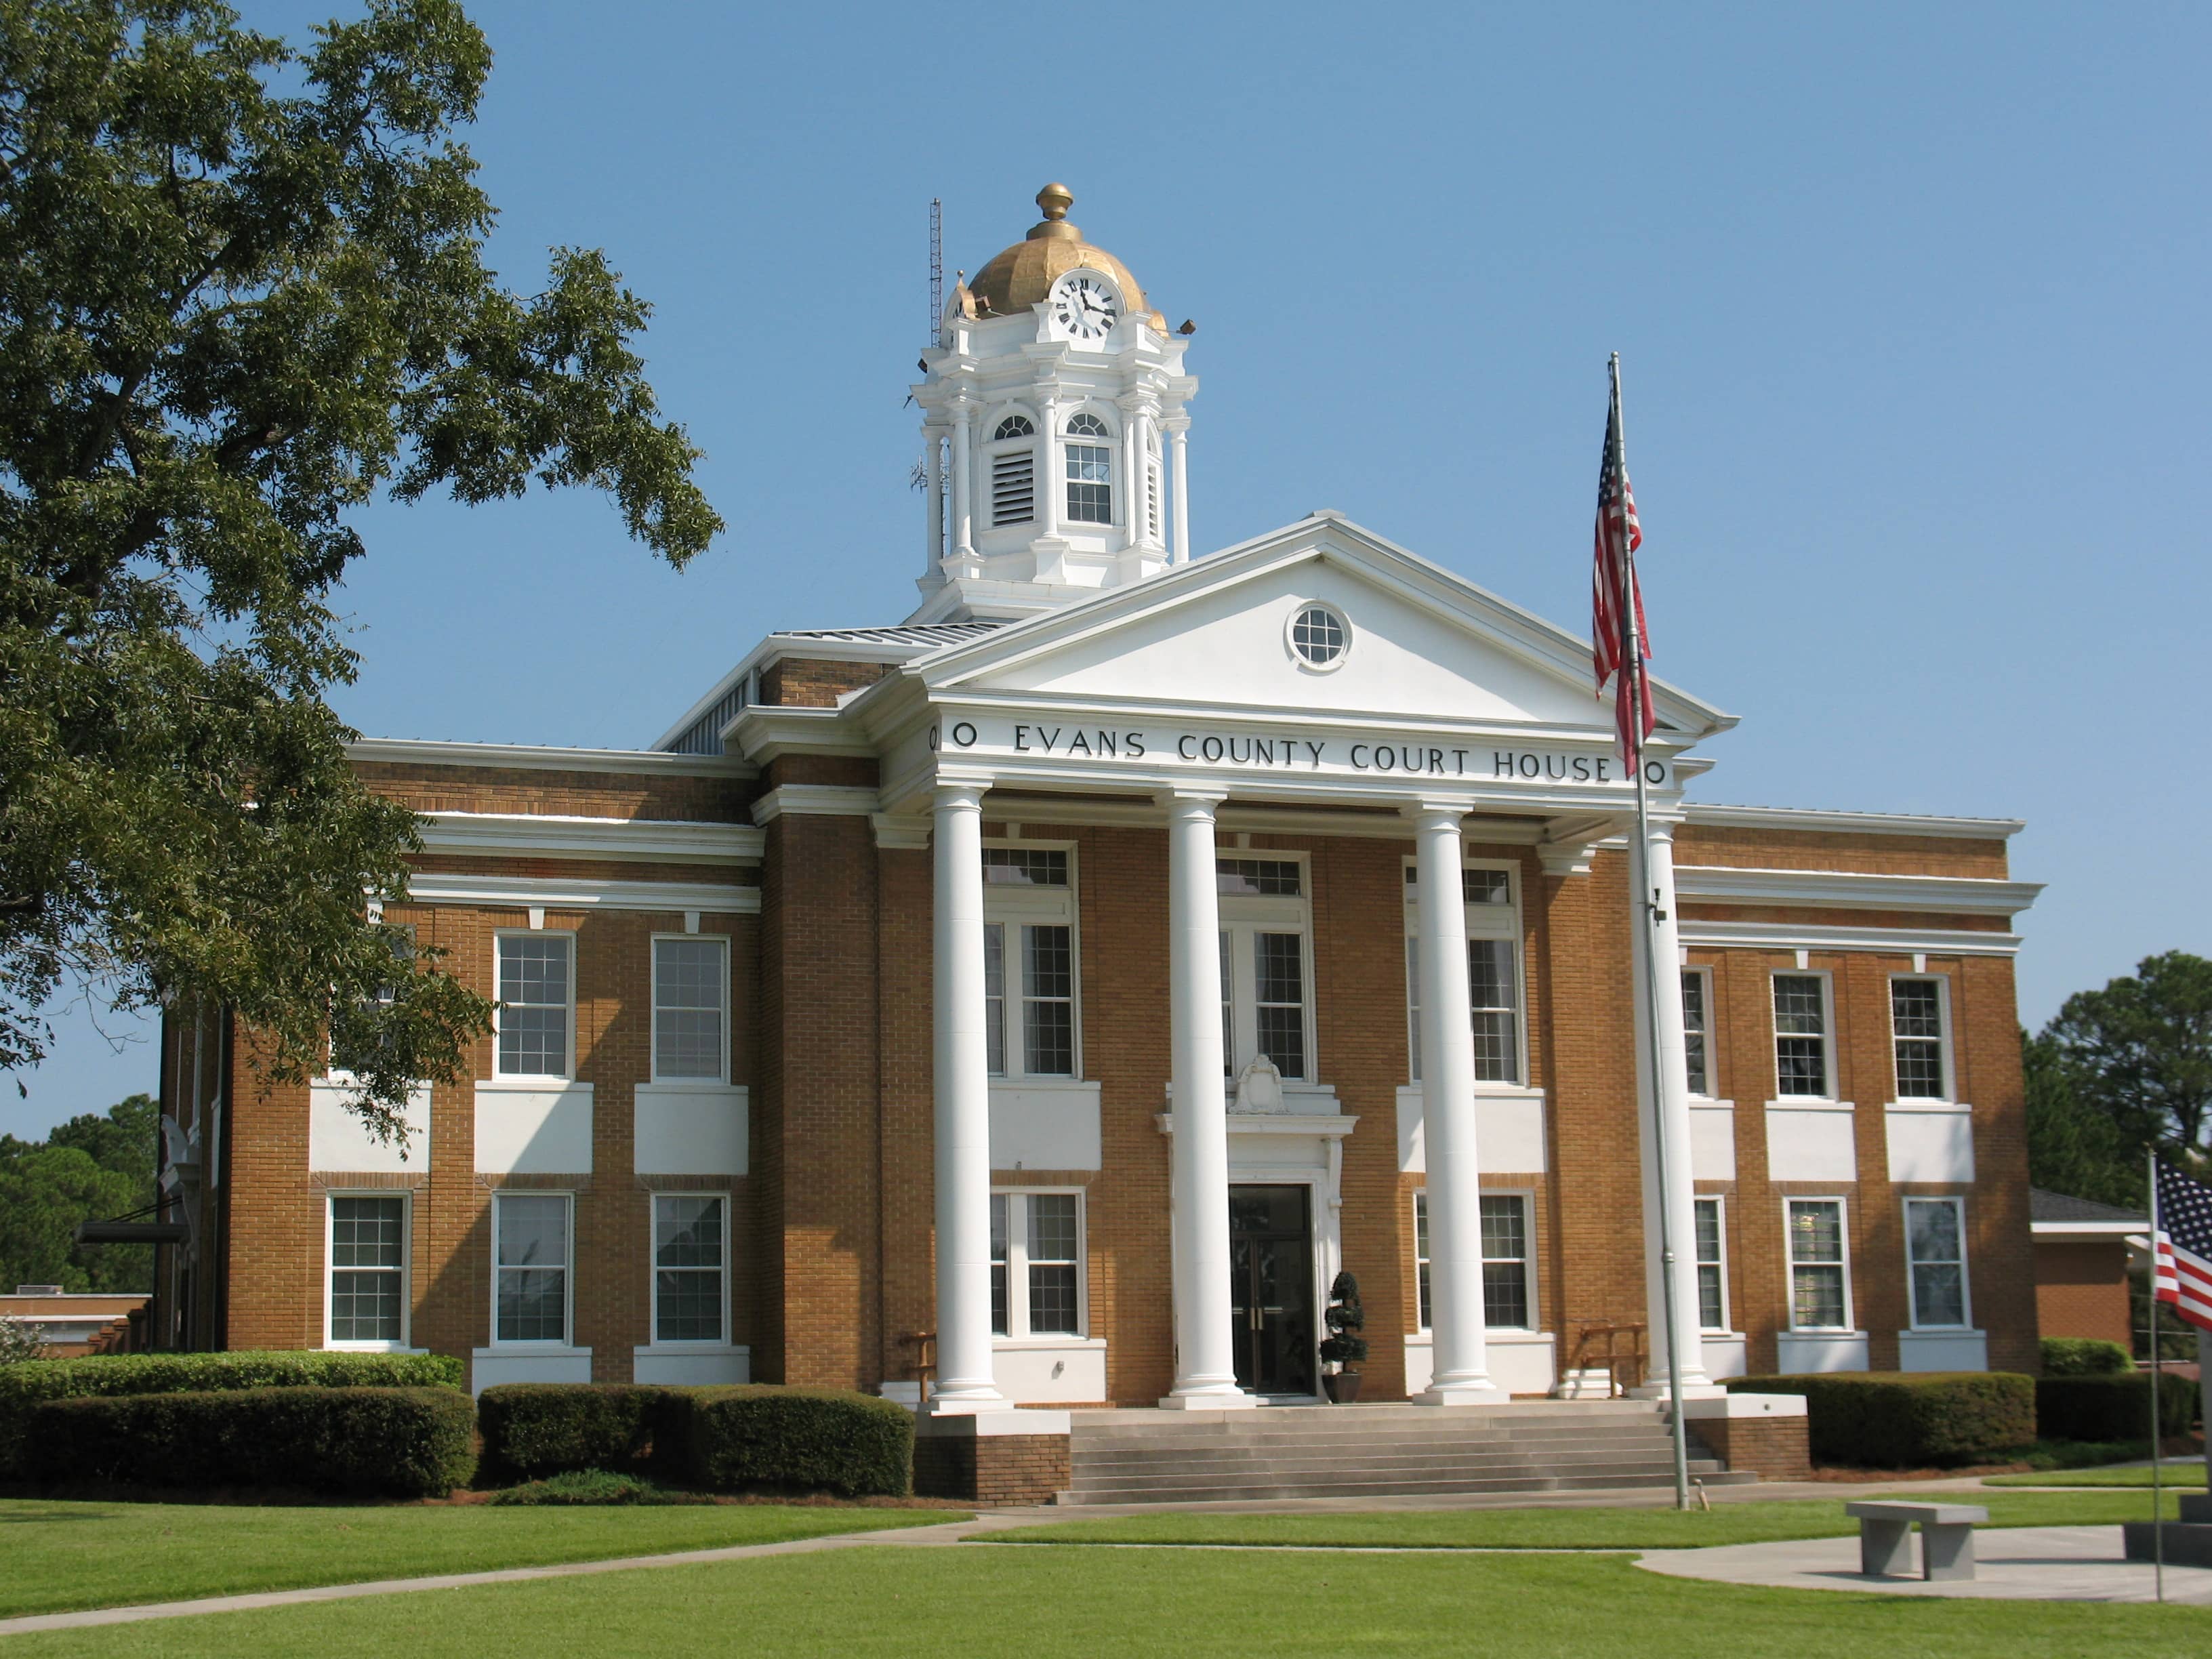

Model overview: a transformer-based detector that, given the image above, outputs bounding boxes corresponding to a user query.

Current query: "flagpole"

[1611,352,1692,1511]
[2148,1151,2165,1603]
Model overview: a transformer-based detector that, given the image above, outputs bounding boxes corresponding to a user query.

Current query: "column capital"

[1155,788,1225,819]
[1400,800,1470,830]
[933,783,986,814]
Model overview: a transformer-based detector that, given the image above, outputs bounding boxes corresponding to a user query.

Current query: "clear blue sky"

[12,0,2207,1136]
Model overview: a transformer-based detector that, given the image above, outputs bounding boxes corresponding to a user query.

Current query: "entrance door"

[1229,1184,1316,1397]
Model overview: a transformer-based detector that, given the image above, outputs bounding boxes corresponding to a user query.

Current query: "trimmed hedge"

[21,1386,474,1497]
[2040,1337,2133,1376]
[667,1387,912,1497]
[2037,1372,2196,1443]
[1728,1372,2036,1467]
[478,1384,677,1484]
[0,1350,464,1477]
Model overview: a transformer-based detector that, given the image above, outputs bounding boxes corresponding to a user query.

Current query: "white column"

[1161,792,1251,1408]
[929,784,1004,1412]
[949,401,976,560]
[1629,819,1712,1393]
[1411,806,1498,1401]
[1169,425,1190,565]
[1039,396,1061,539]
[922,428,943,575]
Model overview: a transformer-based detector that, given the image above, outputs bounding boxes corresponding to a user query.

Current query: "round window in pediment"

[1288,602,1350,671]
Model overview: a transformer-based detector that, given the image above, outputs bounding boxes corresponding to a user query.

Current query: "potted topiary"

[1318,1271,1368,1403]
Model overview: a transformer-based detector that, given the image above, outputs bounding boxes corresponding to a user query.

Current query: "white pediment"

[919,515,1732,741]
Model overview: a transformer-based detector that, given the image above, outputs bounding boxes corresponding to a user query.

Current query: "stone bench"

[1843,1500,1988,1582]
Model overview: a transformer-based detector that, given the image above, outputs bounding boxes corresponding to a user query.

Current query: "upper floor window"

[983,846,1076,1080]
[1682,968,1713,1097]
[496,933,573,1078]
[989,414,1036,526]
[1889,976,1950,1101]
[1218,858,1311,1081]
[1771,972,1833,1099]
[1404,863,1524,1086]
[1065,412,1112,523]
[653,937,728,1082]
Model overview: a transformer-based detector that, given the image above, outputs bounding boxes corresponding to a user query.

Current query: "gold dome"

[963,184,1166,330]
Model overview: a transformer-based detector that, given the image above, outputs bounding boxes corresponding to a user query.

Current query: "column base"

[922,1388,1012,1418]
[1416,1380,1504,1406]
[1156,1385,1257,1411]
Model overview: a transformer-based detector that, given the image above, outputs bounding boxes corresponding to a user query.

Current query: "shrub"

[666,1386,913,1498]
[487,1469,712,1506]
[2037,1372,2196,1443]
[1727,1372,2036,1467]
[2040,1337,2133,1376]
[477,1385,678,1484]
[0,1349,464,1477]
[22,1386,474,1497]
[0,1317,50,1366]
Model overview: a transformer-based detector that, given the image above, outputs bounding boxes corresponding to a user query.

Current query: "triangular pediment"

[913,514,1734,743]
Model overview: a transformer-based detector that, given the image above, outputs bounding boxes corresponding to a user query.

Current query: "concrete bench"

[1843,1500,1988,1582]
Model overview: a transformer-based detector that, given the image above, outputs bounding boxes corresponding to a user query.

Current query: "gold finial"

[1036,182,1073,220]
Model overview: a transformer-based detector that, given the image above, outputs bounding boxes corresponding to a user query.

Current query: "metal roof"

[773,624,1002,647]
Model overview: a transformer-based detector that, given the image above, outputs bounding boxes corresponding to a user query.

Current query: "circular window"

[1288,603,1349,670]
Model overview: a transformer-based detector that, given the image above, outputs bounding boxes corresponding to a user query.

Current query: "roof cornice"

[1674,865,2042,916]
[1683,803,2024,840]
[350,739,752,779]
[416,812,763,864]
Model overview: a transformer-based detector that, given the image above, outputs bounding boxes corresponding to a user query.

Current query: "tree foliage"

[0,1091,157,1291]
[0,1,722,1136]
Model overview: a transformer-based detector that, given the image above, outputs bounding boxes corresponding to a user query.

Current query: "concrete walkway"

[1639,1525,2212,1603]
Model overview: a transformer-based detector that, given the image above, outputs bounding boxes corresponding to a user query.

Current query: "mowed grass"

[986,1488,2186,1550]
[4,1542,2207,1658]
[0,1499,958,1619]
[1985,1465,2208,1489]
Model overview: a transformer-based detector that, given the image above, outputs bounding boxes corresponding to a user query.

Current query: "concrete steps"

[1055,1400,1759,1505]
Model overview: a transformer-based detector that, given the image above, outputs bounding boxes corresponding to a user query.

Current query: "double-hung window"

[1218,858,1311,1081]
[1904,1197,1971,1329]
[652,1193,727,1344]
[1412,1191,1535,1330]
[493,1192,572,1345]
[1404,864,1524,1085]
[1681,968,1713,1097]
[1785,1197,1851,1331]
[1771,972,1833,1099]
[653,936,728,1082]
[989,1190,1084,1338]
[1889,976,1950,1101]
[1694,1197,1729,1331]
[327,1195,407,1348]
[1064,411,1113,523]
[497,933,574,1078]
[982,847,1077,1079]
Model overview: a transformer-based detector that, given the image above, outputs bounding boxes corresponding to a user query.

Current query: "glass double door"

[1228,1184,1316,1397]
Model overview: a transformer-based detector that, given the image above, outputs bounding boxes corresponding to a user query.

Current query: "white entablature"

[909,184,1197,626]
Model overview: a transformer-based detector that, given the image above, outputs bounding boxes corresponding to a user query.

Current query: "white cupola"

[907,184,1197,625]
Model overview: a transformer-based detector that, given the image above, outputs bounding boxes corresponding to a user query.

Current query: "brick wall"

[758,659,891,708]
[1690,1415,1813,1481]
[913,1430,1072,1506]
[2034,1241,2131,1347]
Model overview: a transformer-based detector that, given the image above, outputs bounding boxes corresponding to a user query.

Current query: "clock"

[1048,269,1122,344]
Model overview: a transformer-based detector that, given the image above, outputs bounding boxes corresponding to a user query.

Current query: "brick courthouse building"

[152,187,2043,1463]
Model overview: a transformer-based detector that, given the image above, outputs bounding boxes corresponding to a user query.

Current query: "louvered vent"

[1147,464,1162,539]
[992,449,1036,526]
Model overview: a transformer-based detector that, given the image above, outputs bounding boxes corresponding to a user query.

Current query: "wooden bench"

[1843,1500,1988,1581]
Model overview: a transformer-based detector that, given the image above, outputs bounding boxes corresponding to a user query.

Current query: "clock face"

[1050,270,1122,343]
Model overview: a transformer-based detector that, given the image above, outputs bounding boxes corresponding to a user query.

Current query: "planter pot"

[1323,1371,1364,1404]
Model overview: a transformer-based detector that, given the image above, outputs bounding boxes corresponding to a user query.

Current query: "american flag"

[2152,1159,2212,1334]
[1592,388,1654,773]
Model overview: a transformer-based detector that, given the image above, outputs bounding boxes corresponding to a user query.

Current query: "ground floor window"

[1694,1197,1729,1330]
[1413,1191,1535,1330]
[1785,1197,1851,1330]
[327,1194,407,1347]
[652,1193,727,1343]
[990,1190,1084,1338]
[493,1191,571,1345]
[1904,1196,1970,1329]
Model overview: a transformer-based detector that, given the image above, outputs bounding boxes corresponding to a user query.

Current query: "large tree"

[0,1,722,1138]
[0,1091,158,1291]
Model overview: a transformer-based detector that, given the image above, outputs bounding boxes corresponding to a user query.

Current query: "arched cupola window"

[988,413,1037,526]
[1064,411,1113,525]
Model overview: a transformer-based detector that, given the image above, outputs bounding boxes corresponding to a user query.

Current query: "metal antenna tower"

[928,197,943,345]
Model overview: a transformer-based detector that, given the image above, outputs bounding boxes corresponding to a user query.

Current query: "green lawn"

[3,1542,2205,1657]
[0,1499,956,1620]
[1985,1465,2209,1489]
[985,1488,2186,1550]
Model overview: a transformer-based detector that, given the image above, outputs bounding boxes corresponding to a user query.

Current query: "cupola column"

[1409,806,1500,1402]
[1168,422,1191,565]
[1038,394,1061,539]
[921,426,943,574]
[949,398,977,562]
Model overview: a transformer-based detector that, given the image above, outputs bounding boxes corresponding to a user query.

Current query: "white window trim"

[991,1186,1088,1341]
[1412,1188,1538,1333]
[1887,972,1955,1105]
[1903,1195,1973,1331]
[982,840,1082,1082]
[1682,965,1716,1100]
[1769,968,1839,1105]
[1219,853,1317,1083]
[1403,858,1527,1089]
[1783,1195,1855,1333]
[1694,1194,1733,1334]
[323,1190,413,1352]
[493,928,577,1082]
[649,1190,732,1348]
[490,1189,575,1349]
[649,933,731,1086]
